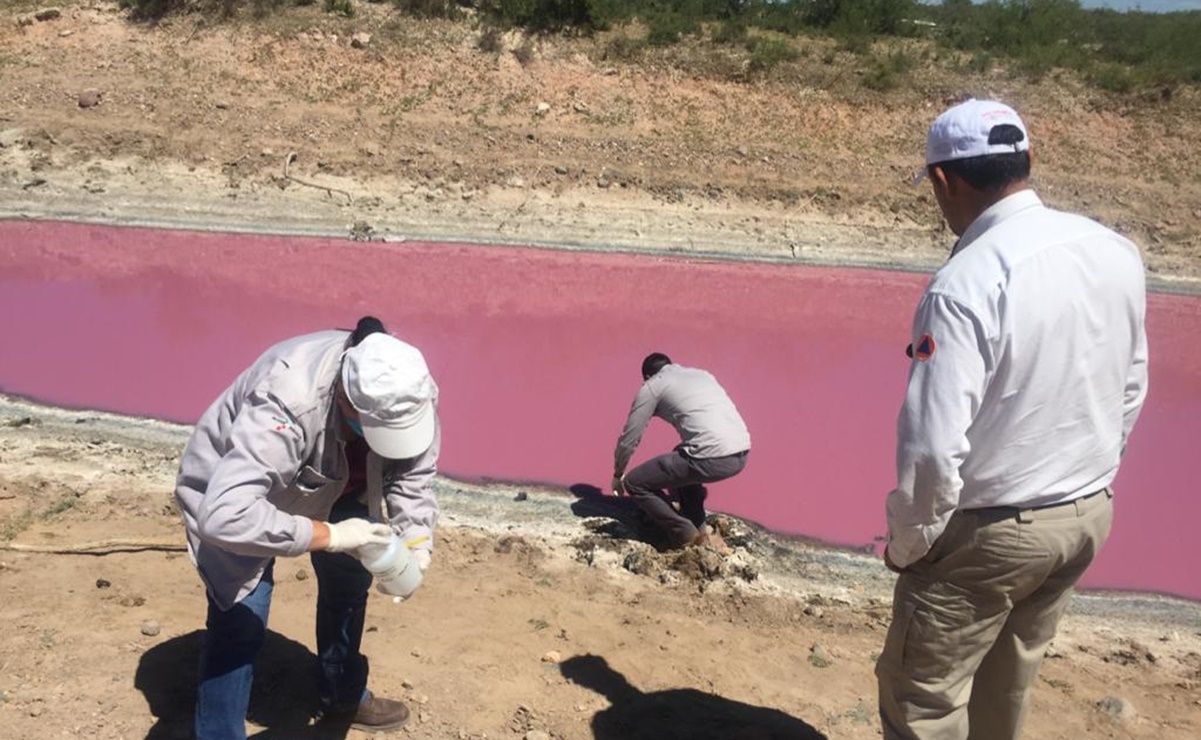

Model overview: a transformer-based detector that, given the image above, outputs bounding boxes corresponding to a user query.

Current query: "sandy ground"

[1,4,1201,740]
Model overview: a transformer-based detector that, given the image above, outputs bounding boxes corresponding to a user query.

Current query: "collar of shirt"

[646,364,680,387]
[950,189,1044,258]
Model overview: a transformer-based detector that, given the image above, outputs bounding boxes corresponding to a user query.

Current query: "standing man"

[877,99,1149,740]
[612,353,751,550]
[176,317,440,739]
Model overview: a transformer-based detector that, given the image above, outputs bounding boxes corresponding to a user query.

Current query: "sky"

[1079,0,1200,9]
[919,0,1201,11]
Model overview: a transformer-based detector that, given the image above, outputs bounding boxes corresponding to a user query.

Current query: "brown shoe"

[350,694,411,733]
[689,525,732,555]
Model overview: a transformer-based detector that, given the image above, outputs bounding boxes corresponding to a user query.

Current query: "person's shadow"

[561,654,827,739]
[135,629,353,739]
[569,483,670,550]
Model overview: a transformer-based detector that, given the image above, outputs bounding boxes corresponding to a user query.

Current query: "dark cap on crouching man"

[175,316,440,738]
[877,100,1149,739]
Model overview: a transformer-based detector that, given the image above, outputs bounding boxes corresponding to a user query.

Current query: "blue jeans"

[194,496,374,740]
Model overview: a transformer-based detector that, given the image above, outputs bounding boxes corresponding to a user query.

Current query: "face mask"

[346,417,364,437]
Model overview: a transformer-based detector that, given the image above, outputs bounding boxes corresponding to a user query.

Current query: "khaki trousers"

[876,489,1114,740]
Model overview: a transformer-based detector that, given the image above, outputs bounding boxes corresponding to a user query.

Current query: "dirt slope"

[1,3,1200,286]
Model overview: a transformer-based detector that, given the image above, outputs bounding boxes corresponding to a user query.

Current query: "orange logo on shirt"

[914,334,936,361]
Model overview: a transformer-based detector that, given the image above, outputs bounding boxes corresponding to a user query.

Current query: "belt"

[972,487,1112,523]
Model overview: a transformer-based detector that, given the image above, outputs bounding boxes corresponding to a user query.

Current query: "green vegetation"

[0,494,79,540]
[475,0,1200,89]
[928,0,1201,86]
[113,0,1200,92]
[323,0,354,16]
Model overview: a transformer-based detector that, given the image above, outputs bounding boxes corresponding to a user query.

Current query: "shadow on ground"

[568,483,670,550]
[135,629,351,740]
[561,653,827,740]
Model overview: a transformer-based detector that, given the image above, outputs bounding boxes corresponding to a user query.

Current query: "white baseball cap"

[925,98,1029,166]
[342,333,437,460]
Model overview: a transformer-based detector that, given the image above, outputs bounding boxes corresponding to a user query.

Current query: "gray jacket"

[614,364,750,474]
[175,330,440,610]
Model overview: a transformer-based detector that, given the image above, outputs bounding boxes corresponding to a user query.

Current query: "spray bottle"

[357,533,424,600]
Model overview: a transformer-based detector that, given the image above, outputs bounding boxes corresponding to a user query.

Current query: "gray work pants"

[623,448,748,548]
[876,488,1114,740]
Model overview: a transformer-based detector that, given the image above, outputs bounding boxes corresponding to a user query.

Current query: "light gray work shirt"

[614,364,751,474]
[887,190,1148,567]
[175,330,440,610]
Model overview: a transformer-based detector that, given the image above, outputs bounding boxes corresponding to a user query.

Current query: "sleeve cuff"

[287,515,315,556]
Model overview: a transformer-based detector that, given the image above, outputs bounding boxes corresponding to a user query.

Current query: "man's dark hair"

[930,124,1031,192]
[349,316,387,346]
[641,352,672,379]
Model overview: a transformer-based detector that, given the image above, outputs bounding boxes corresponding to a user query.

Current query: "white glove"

[412,549,431,572]
[326,519,393,553]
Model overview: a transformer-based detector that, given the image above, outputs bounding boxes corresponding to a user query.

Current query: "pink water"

[1,220,1197,600]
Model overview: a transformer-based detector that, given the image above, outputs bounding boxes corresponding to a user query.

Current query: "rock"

[78,88,102,109]
[28,704,43,717]
[535,102,551,116]
[402,679,415,690]
[572,100,588,113]
[803,605,824,619]
[350,32,371,49]
[1097,696,1136,723]
[294,568,309,581]
[514,491,528,502]
[541,651,561,664]
[736,146,749,157]
[96,578,111,589]
[554,165,568,175]
[596,174,612,189]
[214,101,229,110]
[623,549,660,577]
[670,546,723,580]
[58,29,72,37]
[809,643,832,668]
[17,14,35,27]
[525,731,551,740]
[35,8,62,22]
[140,620,161,637]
